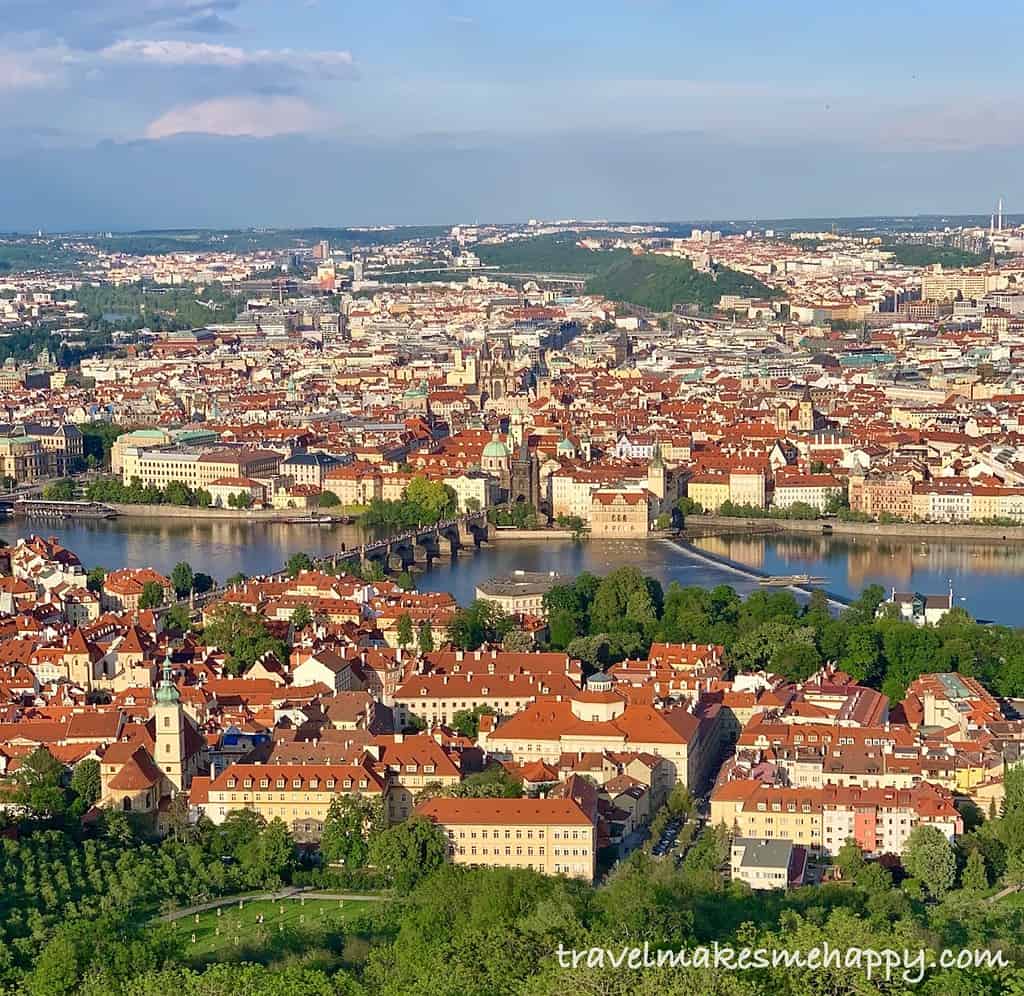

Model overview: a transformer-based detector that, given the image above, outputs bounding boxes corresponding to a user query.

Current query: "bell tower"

[154,656,185,793]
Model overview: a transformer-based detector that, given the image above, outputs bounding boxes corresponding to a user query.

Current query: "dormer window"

[276,778,285,789]
[343,779,353,789]
[227,778,237,789]
[292,778,302,789]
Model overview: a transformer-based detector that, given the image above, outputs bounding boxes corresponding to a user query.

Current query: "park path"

[161,887,390,922]
[988,884,1021,903]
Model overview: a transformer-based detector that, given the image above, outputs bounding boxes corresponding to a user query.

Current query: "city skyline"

[2,0,1023,229]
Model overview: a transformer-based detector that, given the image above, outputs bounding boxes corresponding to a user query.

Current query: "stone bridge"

[328,510,489,574]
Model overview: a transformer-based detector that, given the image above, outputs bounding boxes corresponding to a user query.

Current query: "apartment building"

[323,462,384,505]
[120,445,280,490]
[687,473,730,512]
[848,475,914,518]
[199,762,387,838]
[711,780,962,857]
[772,471,844,513]
[417,796,597,881]
[394,669,580,729]
[730,837,806,890]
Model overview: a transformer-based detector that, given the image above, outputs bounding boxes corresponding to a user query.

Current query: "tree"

[69,758,101,807]
[961,847,989,892]
[202,603,288,675]
[676,495,703,517]
[286,551,313,579]
[835,838,865,881]
[42,479,75,501]
[194,488,212,508]
[320,794,386,868]
[547,608,579,650]
[163,604,191,634]
[368,816,446,892]
[396,571,415,591]
[452,767,522,798]
[238,817,296,888]
[902,825,956,898]
[164,480,192,506]
[15,746,68,821]
[451,704,496,739]
[317,490,340,507]
[169,561,194,599]
[1005,763,1024,815]
[27,930,80,996]
[396,613,414,649]
[290,603,313,632]
[86,566,106,593]
[555,513,588,541]
[138,581,165,610]
[447,599,513,650]
[501,628,533,652]
[589,567,660,639]
[417,620,435,652]
[405,476,456,525]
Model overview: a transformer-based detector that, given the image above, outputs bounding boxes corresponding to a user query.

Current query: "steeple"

[154,653,186,792]
[155,655,179,705]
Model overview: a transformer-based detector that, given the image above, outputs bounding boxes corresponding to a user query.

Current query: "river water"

[5,515,1023,625]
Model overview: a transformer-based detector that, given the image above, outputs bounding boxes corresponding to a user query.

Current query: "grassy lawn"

[171,897,380,961]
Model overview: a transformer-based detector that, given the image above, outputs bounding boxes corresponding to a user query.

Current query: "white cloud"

[101,39,355,78]
[144,94,332,139]
[0,48,70,90]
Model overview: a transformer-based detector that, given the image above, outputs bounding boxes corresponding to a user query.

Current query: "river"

[5,515,1023,625]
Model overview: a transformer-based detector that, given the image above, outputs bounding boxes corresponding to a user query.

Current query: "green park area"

[173,895,385,963]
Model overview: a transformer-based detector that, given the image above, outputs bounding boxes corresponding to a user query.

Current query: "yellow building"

[417,796,597,880]
[589,488,655,537]
[688,474,730,513]
[198,762,388,838]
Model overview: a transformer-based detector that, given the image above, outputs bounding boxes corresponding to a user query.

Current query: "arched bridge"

[332,510,489,574]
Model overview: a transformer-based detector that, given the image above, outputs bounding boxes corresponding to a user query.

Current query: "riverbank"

[488,528,576,541]
[105,503,347,522]
[689,514,1024,544]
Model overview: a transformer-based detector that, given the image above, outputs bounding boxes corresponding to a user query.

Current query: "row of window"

[224,776,370,790]
[448,828,585,840]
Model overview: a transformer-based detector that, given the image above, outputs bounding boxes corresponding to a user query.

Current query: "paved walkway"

[988,884,1021,903]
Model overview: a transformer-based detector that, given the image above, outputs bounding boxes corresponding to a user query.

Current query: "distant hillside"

[474,234,623,274]
[883,244,986,268]
[585,254,777,313]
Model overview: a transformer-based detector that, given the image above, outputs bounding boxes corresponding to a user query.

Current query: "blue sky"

[0,0,1019,229]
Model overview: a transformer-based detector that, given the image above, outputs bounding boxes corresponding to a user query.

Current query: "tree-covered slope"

[586,253,776,312]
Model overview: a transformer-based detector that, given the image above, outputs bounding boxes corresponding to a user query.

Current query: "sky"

[0,0,1020,230]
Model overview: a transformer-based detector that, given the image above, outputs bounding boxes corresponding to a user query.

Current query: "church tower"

[154,656,185,793]
[646,444,666,503]
[797,386,815,433]
[509,408,526,451]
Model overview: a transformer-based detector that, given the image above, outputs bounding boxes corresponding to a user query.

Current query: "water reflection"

[692,531,1024,624]
[10,515,1024,625]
